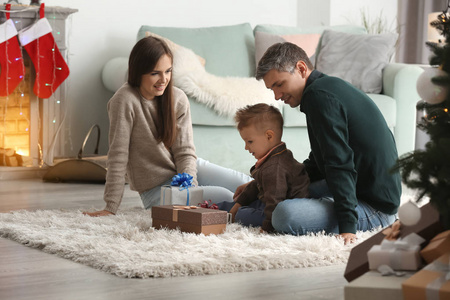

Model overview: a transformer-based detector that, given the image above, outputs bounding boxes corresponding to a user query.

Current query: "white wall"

[40,0,395,156]
[297,0,398,30]
[297,0,331,27]
[330,0,398,31]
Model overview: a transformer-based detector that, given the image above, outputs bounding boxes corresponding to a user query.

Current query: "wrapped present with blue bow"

[367,232,426,271]
[160,173,203,206]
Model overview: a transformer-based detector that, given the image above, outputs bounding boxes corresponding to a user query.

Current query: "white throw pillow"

[315,30,398,94]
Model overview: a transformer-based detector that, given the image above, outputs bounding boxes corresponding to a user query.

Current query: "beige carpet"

[0,208,377,278]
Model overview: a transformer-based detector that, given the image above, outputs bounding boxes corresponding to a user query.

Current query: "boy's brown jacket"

[236,143,310,232]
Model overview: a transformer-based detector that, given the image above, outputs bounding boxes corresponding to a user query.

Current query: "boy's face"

[239,125,273,160]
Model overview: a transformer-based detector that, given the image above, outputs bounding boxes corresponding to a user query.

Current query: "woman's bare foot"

[83,210,114,217]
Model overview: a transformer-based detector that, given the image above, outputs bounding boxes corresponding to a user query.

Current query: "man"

[255,42,400,244]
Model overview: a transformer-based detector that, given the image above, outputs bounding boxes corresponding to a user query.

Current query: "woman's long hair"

[128,36,177,148]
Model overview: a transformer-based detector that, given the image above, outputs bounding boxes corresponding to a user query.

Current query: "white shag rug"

[0,208,378,278]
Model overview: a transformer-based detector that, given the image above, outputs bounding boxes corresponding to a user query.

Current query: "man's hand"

[83,210,114,217]
[338,232,357,245]
[233,181,252,201]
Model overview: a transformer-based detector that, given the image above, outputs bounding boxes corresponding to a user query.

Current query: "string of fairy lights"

[0,4,73,166]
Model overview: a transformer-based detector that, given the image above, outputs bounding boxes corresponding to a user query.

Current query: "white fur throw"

[0,208,378,278]
[147,32,281,118]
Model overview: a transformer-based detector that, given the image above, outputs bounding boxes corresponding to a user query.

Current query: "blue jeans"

[221,179,397,234]
[217,200,266,227]
[272,180,397,235]
[140,158,252,209]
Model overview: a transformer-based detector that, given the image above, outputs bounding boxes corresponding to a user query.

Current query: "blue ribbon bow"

[171,173,193,205]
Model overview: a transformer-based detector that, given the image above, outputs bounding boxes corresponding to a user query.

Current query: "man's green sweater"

[300,70,401,234]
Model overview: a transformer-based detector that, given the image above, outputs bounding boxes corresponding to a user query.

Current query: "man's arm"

[304,92,359,234]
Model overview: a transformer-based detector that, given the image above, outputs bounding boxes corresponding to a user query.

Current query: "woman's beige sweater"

[104,83,197,213]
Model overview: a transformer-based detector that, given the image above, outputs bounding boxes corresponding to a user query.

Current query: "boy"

[226,103,309,233]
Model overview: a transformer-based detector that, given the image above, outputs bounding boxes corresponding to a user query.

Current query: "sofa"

[102,23,424,174]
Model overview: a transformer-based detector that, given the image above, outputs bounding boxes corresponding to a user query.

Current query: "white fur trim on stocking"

[18,18,52,46]
[0,19,18,44]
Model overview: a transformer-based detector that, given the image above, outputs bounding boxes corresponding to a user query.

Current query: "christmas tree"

[393,11,450,228]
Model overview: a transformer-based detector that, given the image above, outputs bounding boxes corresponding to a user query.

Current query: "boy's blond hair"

[235,104,283,136]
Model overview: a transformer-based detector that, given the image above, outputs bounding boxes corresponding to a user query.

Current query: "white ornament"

[416,67,448,104]
[398,201,421,226]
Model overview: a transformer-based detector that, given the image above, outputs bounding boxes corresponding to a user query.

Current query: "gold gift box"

[402,252,450,300]
[421,230,450,264]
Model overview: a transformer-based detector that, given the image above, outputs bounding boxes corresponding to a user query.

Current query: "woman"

[86,37,250,217]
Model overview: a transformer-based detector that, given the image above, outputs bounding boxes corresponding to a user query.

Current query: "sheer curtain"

[396,0,447,64]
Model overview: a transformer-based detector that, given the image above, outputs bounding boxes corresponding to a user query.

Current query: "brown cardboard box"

[344,203,444,282]
[420,230,450,264]
[402,252,450,300]
[152,205,228,235]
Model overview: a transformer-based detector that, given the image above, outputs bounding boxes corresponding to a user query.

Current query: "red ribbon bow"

[199,200,218,210]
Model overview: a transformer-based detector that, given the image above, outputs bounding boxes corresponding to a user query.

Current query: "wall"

[330,0,398,30]
[41,0,395,157]
[297,0,398,30]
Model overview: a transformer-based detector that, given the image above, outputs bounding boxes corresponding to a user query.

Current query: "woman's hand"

[83,210,115,217]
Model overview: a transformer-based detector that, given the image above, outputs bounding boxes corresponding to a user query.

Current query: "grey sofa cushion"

[315,30,398,94]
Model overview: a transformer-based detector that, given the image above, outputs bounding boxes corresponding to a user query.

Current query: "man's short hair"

[235,103,283,136]
[256,42,314,80]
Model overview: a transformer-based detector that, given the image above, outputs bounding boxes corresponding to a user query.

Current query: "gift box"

[421,230,450,264]
[152,205,228,235]
[344,203,444,282]
[160,185,203,206]
[367,233,425,271]
[402,252,450,300]
[345,270,415,300]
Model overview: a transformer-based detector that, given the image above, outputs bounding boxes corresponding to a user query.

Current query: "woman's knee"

[201,186,234,204]
[196,158,252,191]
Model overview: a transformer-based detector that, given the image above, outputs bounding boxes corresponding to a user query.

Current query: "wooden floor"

[0,179,349,300]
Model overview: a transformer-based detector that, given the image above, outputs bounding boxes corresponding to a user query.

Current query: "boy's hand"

[83,210,114,217]
[229,203,242,222]
[233,181,252,201]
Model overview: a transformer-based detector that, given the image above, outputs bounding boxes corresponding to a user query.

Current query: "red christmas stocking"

[18,4,69,99]
[0,4,25,97]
